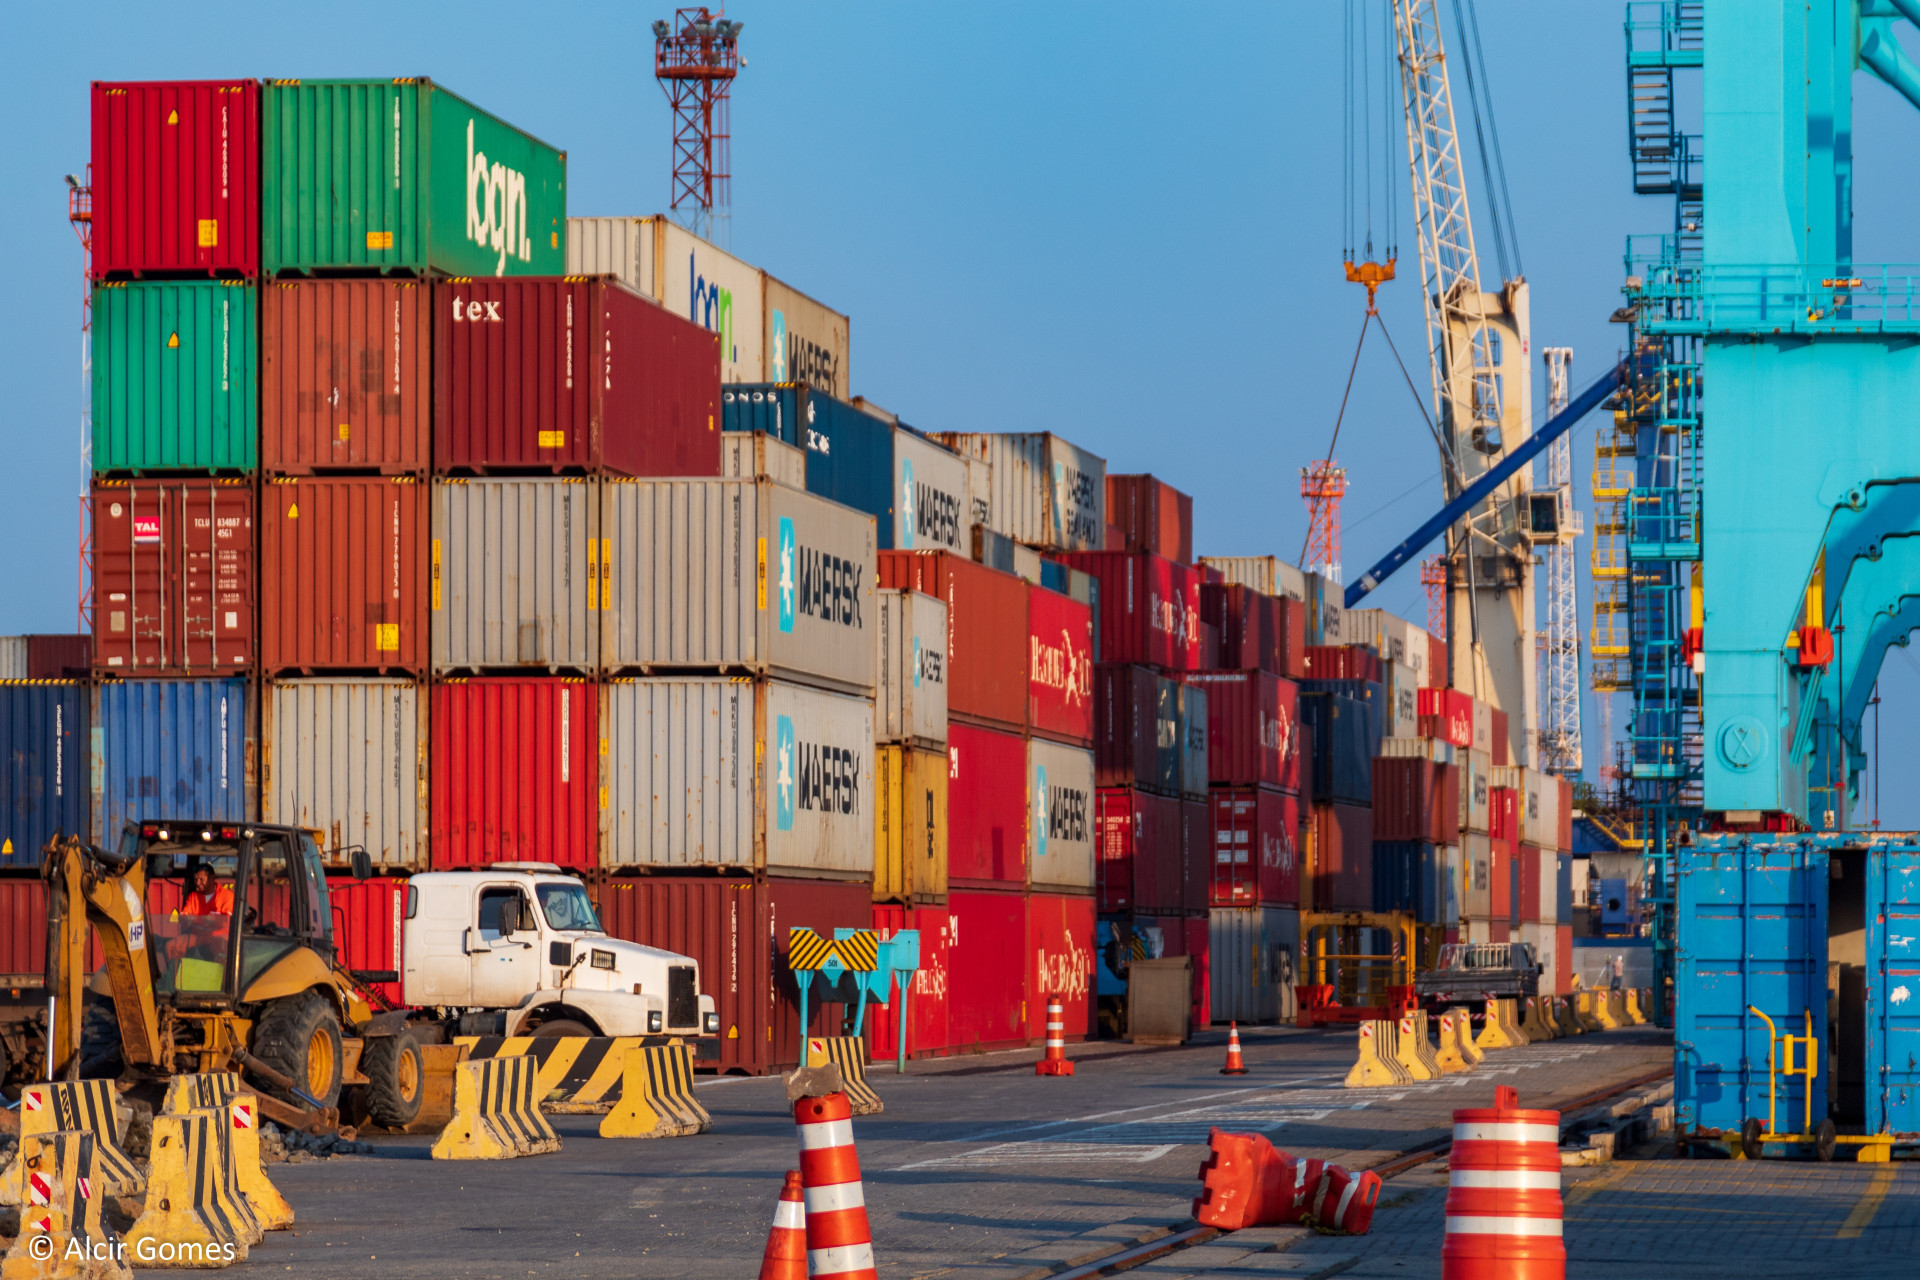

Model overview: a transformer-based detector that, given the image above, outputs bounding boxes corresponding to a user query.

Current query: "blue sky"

[3,2,1919,821]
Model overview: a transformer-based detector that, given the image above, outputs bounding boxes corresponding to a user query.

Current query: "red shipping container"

[1096,787,1181,913]
[1490,787,1519,844]
[1029,586,1093,745]
[946,722,1028,887]
[261,280,432,474]
[92,478,255,676]
[1555,923,1572,992]
[868,904,951,1059]
[431,679,597,868]
[880,552,1028,731]
[434,277,722,477]
[1185,915,1210,1029]
[1557,777,1574,851]
[1417,687,1473,747]
[1105,475,1193,564]
[1491,838,1515,924]
[1026,892,1096,1043]
[1427,632,1448,687]
[1490,920,1511,944]
[593,873,872,1074]
[1519,844,1545,925]
[1093,664,1177,793]
[1179,796,1210,914]
[24,635,92,679]
[1201,584,1306,680]
[0,878,47,980]
[260,476,427,675]
[1056,551,1204,671]
[1184,669,1300,792]
[326,876,408,1007]
[91,81,260,279]
[948,888,1029,1051]
[1371,758,1460,842]
[1303,645,1383,683]
[1490,708,1510,767]
[1211,787,1301,907]
[1309,801,1373,912]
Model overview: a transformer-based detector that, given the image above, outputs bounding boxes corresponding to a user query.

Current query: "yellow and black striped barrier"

[454,1035,652,1113]
[431,1055,563,1160]
[158,1071,292,1232]
[789,928,879,973]
[161,1072,243,1115]
[125,1110,257,1265]
[9,1078,145,1199]
[1,1129,129,1280]
[599,1043,712,1139]
[805,1036,883,1115]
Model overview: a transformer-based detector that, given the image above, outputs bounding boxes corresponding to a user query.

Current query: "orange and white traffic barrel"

[1036,995,1075,1076]
[794,1088,878,1280]
[1441,1085,1564,1279]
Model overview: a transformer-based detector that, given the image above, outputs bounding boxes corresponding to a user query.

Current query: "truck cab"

[402,864,717,1043]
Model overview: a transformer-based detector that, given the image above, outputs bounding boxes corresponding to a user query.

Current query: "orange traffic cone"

[1221,1022,1249,1075]
[1035,995,1075,1076]
[758,1169,807,1280]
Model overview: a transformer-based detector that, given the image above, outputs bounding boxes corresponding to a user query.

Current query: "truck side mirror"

[498,897,522,936]
[350,848,373,881]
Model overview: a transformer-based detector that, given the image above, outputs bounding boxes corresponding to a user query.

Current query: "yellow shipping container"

[874,745,948,903]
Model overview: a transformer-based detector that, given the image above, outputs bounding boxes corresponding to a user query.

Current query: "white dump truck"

[402,863,718,1043]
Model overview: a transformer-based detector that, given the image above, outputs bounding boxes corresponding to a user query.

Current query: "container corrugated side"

[1095,786,1180,913]
[92,81,260,279]
[262,79,567,277]
[875,745,948,904]
[91,679,256,843]
[764,274,850,399]
[1028,587,1093,746]
[263,679,426,869]
[93,281,257,473]
[576,216,768,384]
[947,888,1029,1050]
[431,679,596,868]
[260,279,431,474]
[327,875,409,1005]
[929,433,1106,552]
[1058,551,1204,670]
[1026,893,1095,1041]
[0,878,49,981]
[720,432,806,488]
[893,429,969,555]
[1105,475,1193,564]
[1199,556,1308,601]
[1208,906,1298,1024]
[867,905,951,1057]
[0,638,25,680]
[0,683,90,868]
[876,590,948,748]
[431,478,599,674]
[566,217,652,294]
[1029,738,1095,894]
[878,553,1027,730]
[262,476,428,675]
[601,479,876,694]
[92,476,261,677]
[946,722,1027,887]
[1211,787,1300,907]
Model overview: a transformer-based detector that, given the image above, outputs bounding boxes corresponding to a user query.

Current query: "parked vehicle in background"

[1413,941,1541,1014]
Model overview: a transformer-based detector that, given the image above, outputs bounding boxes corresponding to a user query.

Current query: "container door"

[1864,842,1920,1134]
[1674,838,1828,1134]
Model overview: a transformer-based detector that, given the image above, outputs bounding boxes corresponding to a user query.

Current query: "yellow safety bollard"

[600,1044,712,1139]
[1475,1000,1517,1052]
[1392,1014,1435,1082]
[1342,1021,1403,1088]
[1432,1011,1470,1074]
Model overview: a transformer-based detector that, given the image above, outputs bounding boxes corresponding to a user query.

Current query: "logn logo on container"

[900,459,916,549]
[465,120,533,276]
[777,517,797,634]
[688,254,736,364]
[775,714,796,831]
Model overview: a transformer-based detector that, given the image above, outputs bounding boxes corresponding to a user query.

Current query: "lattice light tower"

[1419,555,1447,640]
[1300,460,1348,585]
[1539,346,1583,773]
[653,9,742,247]
[67,167,93,633]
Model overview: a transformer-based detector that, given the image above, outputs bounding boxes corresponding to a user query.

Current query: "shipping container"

[1201,584,1306,680]
[1177,683,1208,800]
[946,723,1027,888]
[1438,844,1463,926]
[605,479,877,695]
[948,888,1029,1050]
[1471,699,1494,756]
[1490,708,1509,767]
[593,873,871,1075]
[1209,906,1298,1025]
[1371,757,1460,843]
[260,280,431,474]
[1460,748,1493,834]
[930,433,1106,553]
[1211,787,1300,908]
[1344,610,1432,683]
[431,679,595,868]
[973,526,1043,584]
[1379,737,1456,763]
[764,275,851,400]
[1491,838,1515,925]
[92,80,260,278]
[876,590,949,749]
[1028,586,1093,746]
[1417,686,1474,747]
[875,746,948,904]
[894,430,970,556]
[1197,556,1307,601]
[262,679,426,869]
[1095,787,1180,914]
[1310,801,1374,912]
[434,276,720,476]
[0,683,89,868]
[1518,922,1556,996]
[93,281,257,473]
[92,478,255,677]
[1306,572,1345,645]
[1105,475,1192,564]
[1026,893,1096,1042]
[1,878,49,981]
[1427,632,1449,688]
[431,478,597,674]
[960,456,992,531]
[867,904,951,1058]
[1372,841,1420,914]
[568,215,767,383]
[720,429,807,489]
[1489,787,1516,844]
[1029,738,1095,894]
[0,639,24,680]
[1180,796,1210,915]
[1557,852,1574,925]
[263,79,567,277]
[91,679,255,842]
[1299,692,1372,806]
[328,875,409,1006]
[1462,832,1492,919]
[1093,664,1177,794]
[261,476,426,675]
[1057,552,1204,671]
[597,677,872,880]
[1557,777,1574,851]
[879,551,1025,730]
[1555,921,1572,994]
[1303,646,1383,683]
[1183,670,1299,792]
[1383,661,1419,740]
[24,637,92,680]
[1519,843,1554,924]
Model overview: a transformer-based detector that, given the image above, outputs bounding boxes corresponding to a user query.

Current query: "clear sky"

[3,2,1919,822]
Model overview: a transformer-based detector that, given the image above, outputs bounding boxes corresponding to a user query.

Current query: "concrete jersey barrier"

[600,1043,713,1139]
[432,1055,563,1160]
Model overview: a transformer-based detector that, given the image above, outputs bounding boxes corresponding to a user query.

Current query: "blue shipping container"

[1300,691,1373,806]
[1371,841,1417,914]
[0,681,90,868]
[1864,842,1920,1135]
[719,383,802,445]
[91,679,256,845]
[1300,678,1385,757]
[1556,852,1573,926]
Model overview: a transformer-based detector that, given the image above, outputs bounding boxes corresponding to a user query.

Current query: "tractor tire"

[251,991,344,1110]
[529,1019,595,1038]
[360,1029,425,1128]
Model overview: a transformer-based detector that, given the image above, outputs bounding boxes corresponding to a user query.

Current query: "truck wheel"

[252,991,344,1110]
[530,1019,595,1038]
[361,1029,425,1128]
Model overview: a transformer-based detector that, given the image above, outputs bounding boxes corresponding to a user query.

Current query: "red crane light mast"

[653,8,743,246]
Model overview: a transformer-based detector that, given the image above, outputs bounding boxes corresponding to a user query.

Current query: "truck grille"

[668,965,698,1031]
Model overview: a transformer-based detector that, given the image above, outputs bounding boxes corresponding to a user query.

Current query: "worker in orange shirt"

[167,861,234,963]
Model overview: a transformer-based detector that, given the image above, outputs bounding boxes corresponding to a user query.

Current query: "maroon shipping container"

[1490,787,1519,844]
[1490,708,1510,767]
[1183,669,1300,792]
[431,679,597,868]
[1491,838,1516,924]
[261,280,431,474]
[1303,645,1383,683]
[1093,664,1177,793]
[868,904,951,1059]
[24,636,92,679]
[92,478,255,676]
[1026,892,1095,1043]
[592,874,872,1075]
[1201,583,1305,680]
[1105,475,1193,564]
[0,877,45,980]
[1519,844,1546,925]
[1211,787,1300,907]
[880,551,1028,732]
[1309,801,1373,912]
[948,888,1029,1051]
[1028,586,1093,745]
[326,876,407,1007]
[1556,777,1574,851]
[434,277,722,477]
[260,476,427,674]
[1057,551,1204,671]
[946,722,1028,887]
[1096,787,1181,913]
[1370,758,1460,843]
[1427,632,1448,687]
[91,81,260,279]
[1179,796,1210,914]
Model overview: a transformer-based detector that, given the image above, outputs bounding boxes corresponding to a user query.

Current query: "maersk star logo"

[775,715,796,831]
[777,517,797,633]
[771,310,789,380]
[900,459,916,549]
[1034,766,1050,861]
[912,637,922,688]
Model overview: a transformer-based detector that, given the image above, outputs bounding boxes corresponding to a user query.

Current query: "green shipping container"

[263,78,567,278]
[93,280,258,473]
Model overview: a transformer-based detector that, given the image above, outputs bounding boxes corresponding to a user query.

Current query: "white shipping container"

[962,456,992,531]
[568,215,768,384]
[1529,846,1558,923]
[0,637,25,680]
[1441,843,1462,926]
[262,678,425,869]
[1534,772,1562,851]
[1463,832,1492,919]
[893,430,969,555]
[932,432,1106,553]
[599,676,874,879]
[1461,748,1493,834]
[1379,736,1456,762]
[720,432,806,489]
[1198,557,1307,601]
[600,478,876,695]
[431,478,599,674]
[1211,906,1299,1025]
[1471,698,1494,755]
[765,274,851,401]
[876,590,948,748]
[1385,660,1419,740]
[1028,737,1096,893]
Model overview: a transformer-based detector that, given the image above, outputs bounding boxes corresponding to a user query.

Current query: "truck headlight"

[704,1012,720,1034]
[648,1011,663,1033]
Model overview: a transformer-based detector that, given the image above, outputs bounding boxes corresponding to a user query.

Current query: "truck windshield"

[537,883,601,932]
